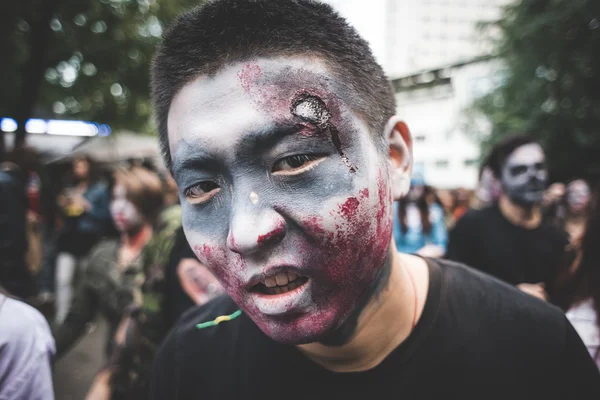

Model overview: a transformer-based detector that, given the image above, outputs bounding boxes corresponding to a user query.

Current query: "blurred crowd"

[0,149,224,399]
[0,132,598,399]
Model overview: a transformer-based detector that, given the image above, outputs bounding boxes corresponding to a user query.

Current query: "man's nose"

[227,196,286,256]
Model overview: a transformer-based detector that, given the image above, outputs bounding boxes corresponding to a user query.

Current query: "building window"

[435,159,450,168]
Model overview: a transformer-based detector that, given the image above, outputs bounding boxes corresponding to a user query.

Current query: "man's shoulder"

[436,259,568,344]
[449,206,498,238]
[153,295,247,392]
[0,296,55,359]
[176,295,240,329]
[164,295,244,354]
[457,205,497,225]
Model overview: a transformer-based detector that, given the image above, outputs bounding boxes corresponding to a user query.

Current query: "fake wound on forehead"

[290,92,357,173]
[291,92,331,128]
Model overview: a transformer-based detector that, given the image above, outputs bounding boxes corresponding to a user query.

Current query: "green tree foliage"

[473,0,600,182]
[0,0,201,140]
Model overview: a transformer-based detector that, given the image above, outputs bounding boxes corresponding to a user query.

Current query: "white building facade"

[324,0,512,188]
[393,59,502,189]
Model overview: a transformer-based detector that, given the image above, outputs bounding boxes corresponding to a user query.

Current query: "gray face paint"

[500,143,548,207]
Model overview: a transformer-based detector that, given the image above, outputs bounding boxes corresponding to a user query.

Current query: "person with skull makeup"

[149,2,600,399]
[446,134,570,302]
[553,182,600,370]
[548,179,592,244]
[53,166,164,360]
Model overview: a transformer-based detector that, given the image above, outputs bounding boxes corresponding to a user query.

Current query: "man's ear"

[384,116,413,200]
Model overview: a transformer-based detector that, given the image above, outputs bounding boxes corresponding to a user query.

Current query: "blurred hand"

[543,183,565,206]
[517,282,548,301]
[27,210,39,224]
[85,370,111,400]
[177,258,224,306]
[71,194,91,211]
[114,315,135,346]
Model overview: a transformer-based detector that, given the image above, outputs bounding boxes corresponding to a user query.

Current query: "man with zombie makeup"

[447,134,570,301]
[150,2,600,399]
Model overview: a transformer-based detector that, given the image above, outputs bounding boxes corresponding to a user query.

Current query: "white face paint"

[501,143,548,207]
[110,184,144,232]
[168,57,394,344]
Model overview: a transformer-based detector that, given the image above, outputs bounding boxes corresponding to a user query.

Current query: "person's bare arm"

[517,282,548,301]
[177,258,224,305]
[85,370,112,400]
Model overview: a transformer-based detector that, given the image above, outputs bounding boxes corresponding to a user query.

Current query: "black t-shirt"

[151,259,600,400]
[446,204,569,287]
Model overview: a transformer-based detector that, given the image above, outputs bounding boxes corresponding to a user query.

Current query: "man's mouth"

[251,271,309,296]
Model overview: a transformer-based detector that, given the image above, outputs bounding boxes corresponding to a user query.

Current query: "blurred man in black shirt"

[447,134,569,300]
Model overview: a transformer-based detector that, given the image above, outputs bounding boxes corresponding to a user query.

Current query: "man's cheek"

[304,174,391,275]
[190,242,244,296]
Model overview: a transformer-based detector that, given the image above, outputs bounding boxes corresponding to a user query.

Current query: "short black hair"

[151,0,395,168]
[487,133,539,179]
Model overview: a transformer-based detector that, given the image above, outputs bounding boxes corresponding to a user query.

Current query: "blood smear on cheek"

[237,64,263,93]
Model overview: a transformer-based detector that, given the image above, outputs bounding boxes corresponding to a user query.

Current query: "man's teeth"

[262,271,301,290]
[264,277,277,288]
[275,273,288,286]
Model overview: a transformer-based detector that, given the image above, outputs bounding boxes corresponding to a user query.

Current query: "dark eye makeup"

[184,181,221,205]
[272,154,327,176]
[509,162,546,177]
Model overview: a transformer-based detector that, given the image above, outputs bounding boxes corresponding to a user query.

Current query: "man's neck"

[297,251,429,373]
[498,195,542,230]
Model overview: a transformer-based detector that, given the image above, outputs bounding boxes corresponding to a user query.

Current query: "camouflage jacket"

[109,205,183,400]
[53,238,144,359]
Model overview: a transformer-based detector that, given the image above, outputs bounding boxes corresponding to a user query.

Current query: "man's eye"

[184,182,221,205]
[509,165,528,176]
[272,154,326,176]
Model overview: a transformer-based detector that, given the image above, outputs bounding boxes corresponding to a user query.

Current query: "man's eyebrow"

[171,123,322,174]
[171,141,216,174]
[235,122,322,158]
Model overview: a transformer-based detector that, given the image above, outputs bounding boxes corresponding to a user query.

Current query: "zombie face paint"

[566,179,591,213]
[110,184,144,233]
[500,143,548,207]
[167,57,394,344]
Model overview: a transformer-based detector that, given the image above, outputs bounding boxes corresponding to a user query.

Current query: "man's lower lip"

[250,279,311,316]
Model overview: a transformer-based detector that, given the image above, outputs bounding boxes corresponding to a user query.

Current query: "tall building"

[325,0,511,77]
[384,0,512,77]
[324,0,513,188]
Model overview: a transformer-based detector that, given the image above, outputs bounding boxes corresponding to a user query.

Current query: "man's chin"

[250,312,339,345]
